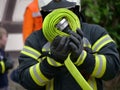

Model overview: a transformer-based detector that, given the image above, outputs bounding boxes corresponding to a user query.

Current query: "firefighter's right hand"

[69,29,83,62]
[50,36,70,64]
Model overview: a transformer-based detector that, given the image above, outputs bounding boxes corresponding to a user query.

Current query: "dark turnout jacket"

[0,49,8,88]
[13,23,120,90]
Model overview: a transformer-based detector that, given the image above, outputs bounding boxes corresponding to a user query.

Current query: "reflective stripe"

[42,42,51,51]
[92,34,114,52]
[46,79,54,90]
[75,50,87,66]
[74,37,91,66]
[0,61,5,74]
[92,55,106,78]
[29,63,49,86]
[32,12,41,17]
[22,48,39,59]
[42,42,63,67]
[47,57,62,67]
[83,37,91,48]
[21,46,41,61]
[88,77,97,90]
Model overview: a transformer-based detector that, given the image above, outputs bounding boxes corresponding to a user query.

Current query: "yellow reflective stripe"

[75,50,87,66]
[21,51,38,60]
[91,56,99,77]
[29,63,49,86]
[0,61,5,74]
[24,46,40,55]
[83,37,91,48]
[42,43,62,67]
[29,65,44,86]
[92,34,114,52]
[46,79,54,90]
[97,55,106,78]
[47,57,62,67]
[88,77,97,90]
[36,63,49,81]
[42,48,47,52]
[21,46,41,61]
[92,55,106,78]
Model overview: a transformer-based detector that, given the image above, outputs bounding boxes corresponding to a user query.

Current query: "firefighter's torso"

[25,23,107,90]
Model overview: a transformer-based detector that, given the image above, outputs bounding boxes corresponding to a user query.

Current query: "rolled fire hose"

[43,8,93,90]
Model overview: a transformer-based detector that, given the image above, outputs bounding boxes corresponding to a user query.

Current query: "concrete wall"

[5,34,23,52]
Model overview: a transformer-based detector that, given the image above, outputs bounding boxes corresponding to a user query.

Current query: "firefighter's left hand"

[69,29,84,62]
[5,58,14,70]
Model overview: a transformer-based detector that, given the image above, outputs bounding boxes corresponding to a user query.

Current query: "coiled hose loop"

[43,8,93,90]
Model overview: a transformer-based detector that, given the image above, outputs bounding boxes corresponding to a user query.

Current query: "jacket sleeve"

[75,24,120,81]
[23,7,34,43]
[0,53,14,74]
[15,32,59,90]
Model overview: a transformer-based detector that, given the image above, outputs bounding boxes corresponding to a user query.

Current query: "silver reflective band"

[47,57,62,67]
[21,46,41,61]
[96,55,103,76]
[92,55,106,78]
[83,37,91,48]
[32,12,41,17]
[32,65,45,84]
[42,42,51,51]
[29,64,49,86]
[92,35,114,52]
[22,48,40,59]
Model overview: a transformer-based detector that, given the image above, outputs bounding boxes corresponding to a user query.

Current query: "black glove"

[5,60,14,70]
[69,29,84,62]
[4,55,14,70]
[50,36,70,63]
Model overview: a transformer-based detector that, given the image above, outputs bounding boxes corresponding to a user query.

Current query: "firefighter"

[23,0,43,42]
[0,27,13,90]
[12,0,120,90]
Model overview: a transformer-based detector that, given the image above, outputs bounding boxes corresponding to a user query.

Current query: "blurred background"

[0,0,120,90]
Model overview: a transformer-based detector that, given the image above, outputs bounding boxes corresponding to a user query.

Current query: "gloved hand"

[50,36,70,63]
[5,60,13,70]
[4,58,14,70]
[69,29,84,62]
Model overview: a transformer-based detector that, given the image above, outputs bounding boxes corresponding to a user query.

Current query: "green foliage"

[81,0,120,51]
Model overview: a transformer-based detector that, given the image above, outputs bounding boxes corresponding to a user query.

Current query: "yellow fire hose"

[43,8,93,90]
